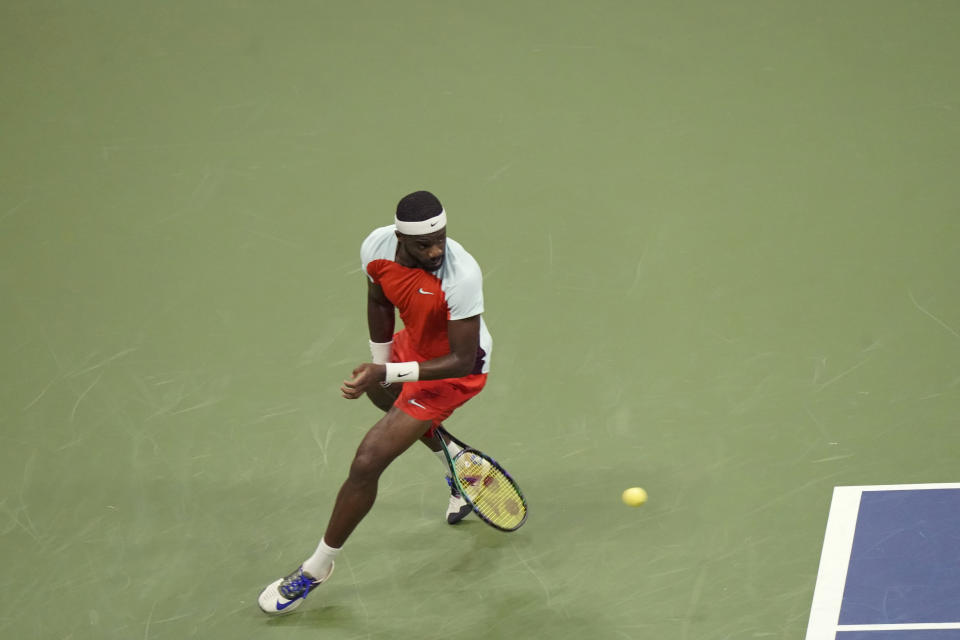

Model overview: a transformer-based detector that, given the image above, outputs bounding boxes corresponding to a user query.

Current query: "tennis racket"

[435,425,527,531]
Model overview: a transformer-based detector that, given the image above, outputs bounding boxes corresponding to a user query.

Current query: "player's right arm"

[367,280,395,343]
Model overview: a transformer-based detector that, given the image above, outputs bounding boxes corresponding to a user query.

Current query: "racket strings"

[453,453,526,530]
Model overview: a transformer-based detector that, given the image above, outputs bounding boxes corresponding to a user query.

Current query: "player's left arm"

[340,316,480,398]
[417,315,480,380]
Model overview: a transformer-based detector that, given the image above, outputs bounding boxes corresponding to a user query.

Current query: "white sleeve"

[360,232,376,282]
[443,256,484,321]
[360,226,392,283]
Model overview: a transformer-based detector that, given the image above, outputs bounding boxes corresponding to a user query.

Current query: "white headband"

[395,209,446,236]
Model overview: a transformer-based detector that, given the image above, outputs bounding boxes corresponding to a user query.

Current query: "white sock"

[434,439,462,477]
[302,538,340,579]
[433,450,449,477]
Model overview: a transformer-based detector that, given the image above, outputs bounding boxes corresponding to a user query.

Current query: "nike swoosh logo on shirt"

[408,399,427,410]
[418,288,434,295]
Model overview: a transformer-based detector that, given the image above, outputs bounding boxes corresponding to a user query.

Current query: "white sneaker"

[446,476,472,524]
[258,562,334,615]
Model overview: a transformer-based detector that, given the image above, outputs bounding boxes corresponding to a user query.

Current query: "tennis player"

[258,190,493,614]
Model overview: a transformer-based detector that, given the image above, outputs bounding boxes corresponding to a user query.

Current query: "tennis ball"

[622,487,648,507]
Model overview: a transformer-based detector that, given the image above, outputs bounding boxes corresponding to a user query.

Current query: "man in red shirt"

[259,191,492,614]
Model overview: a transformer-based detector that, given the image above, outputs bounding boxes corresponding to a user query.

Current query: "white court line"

[838,623,960,631]
[805,483,960,640]
[839,483,960,492]
[805,486,863,640]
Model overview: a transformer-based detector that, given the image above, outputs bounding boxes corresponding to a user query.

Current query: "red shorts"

[391,331,487,436]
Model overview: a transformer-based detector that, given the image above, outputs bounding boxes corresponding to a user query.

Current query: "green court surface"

[2,2,959,638]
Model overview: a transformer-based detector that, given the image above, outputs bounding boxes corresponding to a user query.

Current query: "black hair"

[396,190,443,222]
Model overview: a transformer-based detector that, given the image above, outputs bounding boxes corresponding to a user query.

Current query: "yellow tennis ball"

[622,487,648,507]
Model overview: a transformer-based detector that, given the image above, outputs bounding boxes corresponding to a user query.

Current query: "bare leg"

[360,385,469,527]
[323,407,432,547]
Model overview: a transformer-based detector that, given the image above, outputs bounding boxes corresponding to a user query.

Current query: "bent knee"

[349,445,391,482]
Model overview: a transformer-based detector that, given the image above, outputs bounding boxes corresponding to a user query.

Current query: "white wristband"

[384,361,419,384]
[369,340,393,365]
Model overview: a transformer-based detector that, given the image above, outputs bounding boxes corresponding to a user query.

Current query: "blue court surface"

[806,484,960,640]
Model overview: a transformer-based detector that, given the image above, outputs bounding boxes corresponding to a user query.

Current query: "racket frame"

[435,426,528,532]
